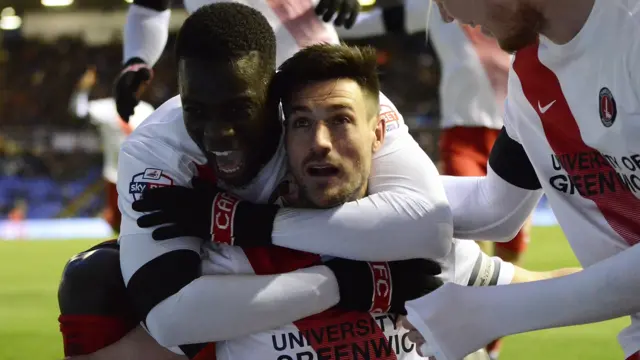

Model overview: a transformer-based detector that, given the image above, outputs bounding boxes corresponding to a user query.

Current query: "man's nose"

[204,123,235,138]
[203,124,236,150]
[310,122,333,154]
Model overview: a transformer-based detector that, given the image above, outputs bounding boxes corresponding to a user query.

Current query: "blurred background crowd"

[0,0,443,222]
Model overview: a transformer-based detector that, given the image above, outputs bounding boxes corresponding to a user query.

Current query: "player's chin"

[306,187,351,209]
[497,31,538,54]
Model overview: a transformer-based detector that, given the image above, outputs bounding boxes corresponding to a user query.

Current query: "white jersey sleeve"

[442,98,544,241]
[272,93,453,260]
[118,99,340,351]
[450,240,515,286]
[405,240,640,360]
[123,1,172,65]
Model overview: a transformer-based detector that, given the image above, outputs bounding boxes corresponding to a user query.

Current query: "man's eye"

[292,118,310,128]
[331,116,351,125]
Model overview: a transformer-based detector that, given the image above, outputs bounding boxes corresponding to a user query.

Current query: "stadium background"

[0,0,629,359]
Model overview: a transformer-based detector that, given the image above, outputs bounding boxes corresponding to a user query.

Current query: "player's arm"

[117,139,344,348]
[405,244,640,360]
[115,0,171,121]
[452,240,581,287]
[273,103,453,260]
[511,266,582,283]
[69,67,97,119]
[441,127,544,241]
[124,0,172,67]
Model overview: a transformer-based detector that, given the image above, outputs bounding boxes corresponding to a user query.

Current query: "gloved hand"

[113,57,153,122]
[326,258,443,315]
[133,178,279,246]
[315,0,360,29]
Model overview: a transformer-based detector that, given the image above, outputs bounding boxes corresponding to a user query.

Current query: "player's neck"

[537,0,595,45]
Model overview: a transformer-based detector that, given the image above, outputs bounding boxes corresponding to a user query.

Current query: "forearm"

[442,166,542,241]
[511,266,582,283]
[405,245,639,360]
[123,1,171,65]
[146,266,340,347]
[69,90,90,118]
[273,194,451,261]
[480,244,640,338]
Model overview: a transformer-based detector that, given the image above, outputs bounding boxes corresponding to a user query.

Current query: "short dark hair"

[276,43,380,114]
[175,3,276,67]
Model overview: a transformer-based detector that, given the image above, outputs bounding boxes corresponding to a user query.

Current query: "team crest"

[129,168,174,200]
[598,87,617,128]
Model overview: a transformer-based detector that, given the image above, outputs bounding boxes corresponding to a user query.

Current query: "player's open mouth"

[212,150,244,175]
[306,164,340,177]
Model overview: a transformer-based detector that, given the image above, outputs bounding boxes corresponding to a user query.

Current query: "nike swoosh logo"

[538,100,556,114]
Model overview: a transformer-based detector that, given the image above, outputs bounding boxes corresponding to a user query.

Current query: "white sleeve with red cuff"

[441,165,543,241]
[123,4,171,66]
[405,243,640,360]
[451,240,515,287]
[272,123,453,261]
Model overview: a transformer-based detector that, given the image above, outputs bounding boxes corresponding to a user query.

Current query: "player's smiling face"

[179,53,278,187]
[434,0,542,53]
[284,79,384,208]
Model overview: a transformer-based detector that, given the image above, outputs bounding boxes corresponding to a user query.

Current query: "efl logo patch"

[129,169,174,200]
[599,87,617,128]
[142,168,163,180]
[379,105,400,132]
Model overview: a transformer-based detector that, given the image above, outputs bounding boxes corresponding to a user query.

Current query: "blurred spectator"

[0,35,177,127]
[0,31,441,220]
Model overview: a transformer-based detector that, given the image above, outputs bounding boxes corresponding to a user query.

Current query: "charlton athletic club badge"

[598,87,617,127]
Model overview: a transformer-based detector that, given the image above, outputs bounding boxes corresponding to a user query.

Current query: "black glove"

[133,178,279,246]
[113,57,153,122]
[315,0,360,29]
[326,258,443,315]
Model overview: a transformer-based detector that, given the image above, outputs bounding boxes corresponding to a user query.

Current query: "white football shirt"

[504,0,640,355]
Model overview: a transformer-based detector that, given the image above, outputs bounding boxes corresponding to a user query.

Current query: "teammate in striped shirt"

[402,1,640,359]
[338,7,533,357]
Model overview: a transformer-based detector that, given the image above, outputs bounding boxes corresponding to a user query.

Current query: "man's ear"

[372,116,385,153]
